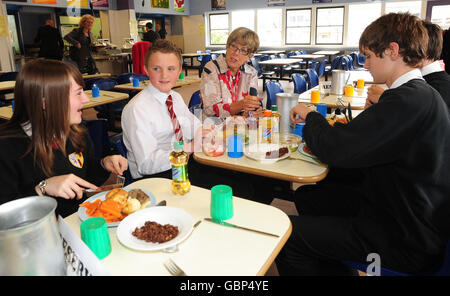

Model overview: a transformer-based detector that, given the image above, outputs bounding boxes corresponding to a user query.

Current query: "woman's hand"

[242,95,263,112]
[36,174,98,200]
[101,155,128,176]
[290,103,313,123]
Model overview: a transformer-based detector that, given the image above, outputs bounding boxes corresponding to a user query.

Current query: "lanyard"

[223,70,241,103]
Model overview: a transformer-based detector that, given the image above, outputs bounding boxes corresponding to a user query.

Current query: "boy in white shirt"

[122,40,203,180]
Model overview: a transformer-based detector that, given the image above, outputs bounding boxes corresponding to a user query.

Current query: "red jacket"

[132,41,150,75]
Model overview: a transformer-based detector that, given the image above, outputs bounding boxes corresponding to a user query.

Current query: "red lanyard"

[224,70,241,103]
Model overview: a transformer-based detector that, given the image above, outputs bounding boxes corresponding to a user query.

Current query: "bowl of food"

[279,133,302,153]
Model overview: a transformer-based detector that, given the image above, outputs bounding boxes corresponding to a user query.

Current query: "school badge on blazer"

[68,152,84,168]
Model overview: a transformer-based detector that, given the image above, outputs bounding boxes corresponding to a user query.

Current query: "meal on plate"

[132,221,179,243]
[302,144,313,156]
[79,188,150,222]
[280,133,302,152]
[265,147,289,159]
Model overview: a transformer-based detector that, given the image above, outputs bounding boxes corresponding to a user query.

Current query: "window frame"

[285,8,312,45]
[315,6,345,45]
[209,12,230,46]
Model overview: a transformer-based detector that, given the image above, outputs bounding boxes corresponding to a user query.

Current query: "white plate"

[116,206,194,251]
[244,143,290,164]
[298,143,318,160]
[77,188,156,227]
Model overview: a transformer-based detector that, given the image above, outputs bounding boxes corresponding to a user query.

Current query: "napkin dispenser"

[331,70,350,95]
[277,93,300,134]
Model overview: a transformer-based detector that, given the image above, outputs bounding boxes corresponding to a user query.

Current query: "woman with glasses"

[200,27,262,119]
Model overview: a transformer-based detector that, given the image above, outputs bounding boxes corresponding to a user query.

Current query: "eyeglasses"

[228,44,250,56]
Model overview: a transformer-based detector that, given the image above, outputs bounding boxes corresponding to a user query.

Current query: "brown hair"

[144,39,183,68]
[359,13,428,68]
[79,14,95,29]
[226,27,260,55]
[422,20,443,61]
[0,59,86,176]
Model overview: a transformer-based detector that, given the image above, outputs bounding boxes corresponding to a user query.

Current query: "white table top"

[64,178,292,276]
[258,50,285,55]
[312,50,340,55]
[259,58,303,66]
[289,54,325,60]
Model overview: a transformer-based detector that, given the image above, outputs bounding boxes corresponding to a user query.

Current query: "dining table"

[63,178,292,276]
[0,90,129,121]
[312,50,340,63]
[0,80,15,92]
[114,76,201,91]
[288,54,325,68]
[258,50,286,55]
[82,73,112,80]
[258,58,303,82]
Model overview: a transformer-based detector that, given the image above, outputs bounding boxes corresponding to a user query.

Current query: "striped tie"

[165,95,183,142]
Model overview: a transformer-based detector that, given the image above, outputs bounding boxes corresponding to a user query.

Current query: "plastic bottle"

[259,110,273,143]
[248,111,258,145]
[169,141,191,195]
[271,105,281,143]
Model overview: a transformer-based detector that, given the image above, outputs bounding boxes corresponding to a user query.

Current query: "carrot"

[80,198,126,222]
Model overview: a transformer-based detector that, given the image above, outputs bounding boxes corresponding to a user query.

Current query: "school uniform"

[422,61,450,111]
[0,124,110,218]
[276,70,450,275]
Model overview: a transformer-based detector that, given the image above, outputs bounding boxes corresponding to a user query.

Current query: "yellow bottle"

[169,141,191,195]
[259,110,273,143]
[271,105,281,144]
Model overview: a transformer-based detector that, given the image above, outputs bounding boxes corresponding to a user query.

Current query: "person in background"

[200,27,262,119]
[276,13,450,275]
[365,20,450,111]
[34,19,64,60]
[442,28,450,75]
[0,59,127,217]
[155,23,167,39]
[64,14,99,74]
[142,22,160,44]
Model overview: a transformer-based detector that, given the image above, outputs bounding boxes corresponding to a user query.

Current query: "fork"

[164,258,186,276]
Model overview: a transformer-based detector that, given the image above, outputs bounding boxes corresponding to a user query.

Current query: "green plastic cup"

[210,185,233,221]
[80,217,111,260]
[179,71,185,80]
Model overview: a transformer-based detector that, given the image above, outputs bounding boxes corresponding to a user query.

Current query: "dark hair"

[0,59,86,176]
[422,20,443,61]
[144,39,182,68]
[146,22,153,29]
[359,13,428,68]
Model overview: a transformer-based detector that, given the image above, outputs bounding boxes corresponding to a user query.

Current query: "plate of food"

[244,143,290,164]
[298,143,318,160]
[78,188,157,227]
[116,206,194,251]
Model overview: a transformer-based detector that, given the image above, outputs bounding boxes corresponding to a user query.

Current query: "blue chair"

[324,56,342,80]
[265,80,284,110]
[305,68,319,89]
[116,73,149,85]
[356,52,366,67]
[84,119,112,158]
[109,133,132,186]
[188,90,203,117]
[344,239,450,276]
[84,78,103,90]
[316,60,327,78]
[350,52,359,68]
[291,73,307,94]
[251,57,275,91]
[191,54,211,77]
[339,56,351,71]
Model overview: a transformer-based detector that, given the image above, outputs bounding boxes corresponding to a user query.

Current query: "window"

[257,8,282,46]
[385,1,422,17]
[210,13,229,45]
[430,4,450,30]
[285,9,311,44]
[347,3,382,47]
[316,6,344,44]
[232,10,255,31]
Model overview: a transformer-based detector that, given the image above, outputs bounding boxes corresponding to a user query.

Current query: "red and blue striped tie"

[165,95,183,142]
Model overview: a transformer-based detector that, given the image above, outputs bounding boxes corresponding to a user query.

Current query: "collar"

[146,81,176,104]
[216,54,254,75]
[390,69,423,89]
[421,61,443,76]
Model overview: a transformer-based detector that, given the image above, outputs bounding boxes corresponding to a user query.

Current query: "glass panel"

[210,14,228,30]
[257,9,282,46]
[317,7,344,26]
[316,26,343,44]
[211,30,229,45]
[431,5,450,30]
[286,27,310,44]
[347,3,382,46]
[286,9,311,27]
[232,10,255,30]
[385,1,421,17]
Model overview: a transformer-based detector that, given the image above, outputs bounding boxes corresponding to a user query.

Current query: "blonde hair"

[226,27,260,55]
[79,14,95,29]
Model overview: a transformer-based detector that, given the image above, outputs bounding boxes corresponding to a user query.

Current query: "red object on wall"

[132,41,151,75]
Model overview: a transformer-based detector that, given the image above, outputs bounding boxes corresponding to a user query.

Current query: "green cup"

[210,185,233,221]
[179,71,185,80]
[80,217,111,260]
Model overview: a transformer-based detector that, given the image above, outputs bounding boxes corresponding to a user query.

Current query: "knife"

[347,103,353,121]
[83,183,123,193]
[204,218,279,238]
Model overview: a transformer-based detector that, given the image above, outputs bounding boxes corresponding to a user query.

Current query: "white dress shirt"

[421,60,443,77]
[390,69,423,89]
[121,82,202,179]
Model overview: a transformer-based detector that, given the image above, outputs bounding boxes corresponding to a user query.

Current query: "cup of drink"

[11,100,15,112]
[178,72,185,80]
[210,185,233,221]
[310,90,320,103]
[80,217,111,259]
[92,85,100,98]
[132,78,140,87]
[316,103,327,117]
[344,85,354,97]
[356,79,365,89]
[227,135,243,158]
[291,122,305,137]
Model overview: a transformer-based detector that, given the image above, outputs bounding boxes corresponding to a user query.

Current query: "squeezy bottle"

[169,141,191,195]
[259,110,273,143]
[271,105,281,143]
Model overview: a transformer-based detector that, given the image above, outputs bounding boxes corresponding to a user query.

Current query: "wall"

[182,14,204,53]
[133,0,189,15]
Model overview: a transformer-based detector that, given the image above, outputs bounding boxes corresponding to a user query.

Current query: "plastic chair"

[84,119,112,158]
[343,239,450,276]
[339,56,351,71]
[132,41,151,75]
[251,57,275,91]
[190,54,211,77]
[109,133,132,186]
[356,52,366,67]
[316,60,327,78]
[188,90,202,117]
[265,80,284,110]
[291,73,307,94]
[305,68,319,89]
[324,56,342,81]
